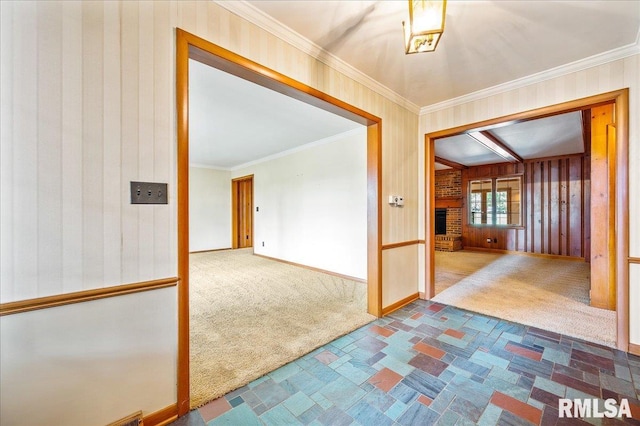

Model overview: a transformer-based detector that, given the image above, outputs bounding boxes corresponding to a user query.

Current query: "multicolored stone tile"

[171,300,640,425]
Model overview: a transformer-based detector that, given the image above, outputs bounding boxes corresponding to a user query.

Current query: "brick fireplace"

[435,169,463,251]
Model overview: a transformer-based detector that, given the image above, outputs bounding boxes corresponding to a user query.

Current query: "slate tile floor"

[171,300,640,425]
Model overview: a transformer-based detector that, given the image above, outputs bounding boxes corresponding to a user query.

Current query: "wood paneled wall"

[461,156,590,258]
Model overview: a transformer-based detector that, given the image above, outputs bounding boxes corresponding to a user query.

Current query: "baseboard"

[463,247,585,262]
[189,247,232,254]
[143,404,178,426]
[382,292,420,315]
[253,254,366,283]
[629,343,640,356]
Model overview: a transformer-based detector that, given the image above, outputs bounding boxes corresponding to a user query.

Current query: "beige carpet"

[189,249,374,408]
[432,250,616,347]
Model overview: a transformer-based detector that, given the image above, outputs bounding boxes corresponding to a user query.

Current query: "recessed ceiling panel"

[435,134,504,167]
[489,111,584,159]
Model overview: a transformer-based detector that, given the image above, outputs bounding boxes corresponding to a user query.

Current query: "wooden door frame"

[424,89,629,352]
[176,28,382,415]
[231,175,254,249]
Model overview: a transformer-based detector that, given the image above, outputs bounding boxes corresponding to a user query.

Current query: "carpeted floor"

[189,249,374,409]
[432,250,616,348]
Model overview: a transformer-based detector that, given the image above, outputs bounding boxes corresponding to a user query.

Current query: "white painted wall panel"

[233,130,368,279]
[382,245,418,307]
[0,288,177,426]
[189,167,232,252]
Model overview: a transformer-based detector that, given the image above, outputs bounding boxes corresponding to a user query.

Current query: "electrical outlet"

[130,181,168,204]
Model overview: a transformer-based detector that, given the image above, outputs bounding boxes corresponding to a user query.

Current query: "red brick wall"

[435,170,462,198]
[435,170,462,236]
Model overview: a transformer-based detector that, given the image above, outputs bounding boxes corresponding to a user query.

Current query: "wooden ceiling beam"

[469,131,523,163]
[435,156,468,170]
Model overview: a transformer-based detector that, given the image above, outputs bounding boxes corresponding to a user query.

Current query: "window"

[469,176,521,226]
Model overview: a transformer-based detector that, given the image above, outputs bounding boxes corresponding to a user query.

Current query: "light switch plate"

[130,181,168,204]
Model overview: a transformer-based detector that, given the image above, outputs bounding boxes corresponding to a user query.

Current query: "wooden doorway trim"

[231,175,254,249]
[176,28,382,415]
[424,89,629,352]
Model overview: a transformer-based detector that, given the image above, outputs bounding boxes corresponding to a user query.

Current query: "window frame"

[468,174,523,228]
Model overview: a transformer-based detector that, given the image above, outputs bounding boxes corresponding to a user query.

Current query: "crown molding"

[214,0,421,114]
[420,41,640,115]
[190,128,365,171]
[231,127,365,171]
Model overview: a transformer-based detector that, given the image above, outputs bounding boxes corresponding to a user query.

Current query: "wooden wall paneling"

[559,158,568,256]
[121,0,141,283]
[60,1,84,294]
[569,157,584,257]
[590,103,614,310]
[584,151,591,263]
[82,1,106,288]
[37,2,63,297]
[0,1,14,300]
[532,161,542,253]
[549,159,560,255]
[138,0,155,280]
[103,1,123,287]
[460,157,586,257]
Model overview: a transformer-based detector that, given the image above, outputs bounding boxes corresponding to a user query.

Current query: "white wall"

[0,288,177,426]
[233,129,367,279]
[419,53,640,345]
[189,167,231,252]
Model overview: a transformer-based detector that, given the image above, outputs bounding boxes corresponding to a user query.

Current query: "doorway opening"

[424,90,629,352]
[176,29,382,414]
[231,175,253,249]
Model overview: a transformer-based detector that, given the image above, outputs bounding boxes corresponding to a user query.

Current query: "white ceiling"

[191,1,639,169]
[189,59,362,169]
[246,0,640,107]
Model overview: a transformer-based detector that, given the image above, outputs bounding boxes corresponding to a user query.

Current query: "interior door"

[232,176,253,248]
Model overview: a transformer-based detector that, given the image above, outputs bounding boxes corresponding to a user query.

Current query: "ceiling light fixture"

[402,0,446,54]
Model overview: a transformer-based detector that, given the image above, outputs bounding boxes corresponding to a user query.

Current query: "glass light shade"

[403,0,446,54]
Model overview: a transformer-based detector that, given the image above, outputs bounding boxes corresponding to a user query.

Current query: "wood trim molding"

[426,90,629,140]
[629,257,640,264]
[629,343,640,357]
[176,28,383,417]
[254,254,366,283]
[382,240,423,250]
[0,278,179,317]
[143,404,178,426]
[425,89,630,352]
[382,292,420,315]
[435,197,463,209]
